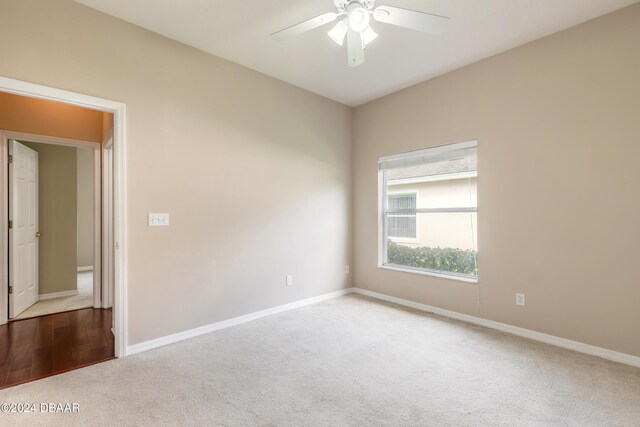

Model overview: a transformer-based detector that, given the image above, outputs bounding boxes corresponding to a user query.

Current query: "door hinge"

[8,220,12,229]
[8,155,12,164]
[8,286,12,295]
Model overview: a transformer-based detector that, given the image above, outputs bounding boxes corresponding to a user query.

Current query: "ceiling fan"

[270,0,449,67]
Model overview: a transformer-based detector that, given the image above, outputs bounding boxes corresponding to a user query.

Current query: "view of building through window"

[387,193,417,239]
[379,141,478,280]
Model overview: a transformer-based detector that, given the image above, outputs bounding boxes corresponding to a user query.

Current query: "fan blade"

[347,29,365,67]
[271,12,338,41]
[373,5,449,34]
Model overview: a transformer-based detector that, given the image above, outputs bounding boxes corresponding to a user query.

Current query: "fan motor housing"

[334,0,376,13]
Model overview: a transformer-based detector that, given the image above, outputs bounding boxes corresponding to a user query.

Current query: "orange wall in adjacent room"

[0,91,105,142]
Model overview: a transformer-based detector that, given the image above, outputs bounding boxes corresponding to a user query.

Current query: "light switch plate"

[148,213,170,227]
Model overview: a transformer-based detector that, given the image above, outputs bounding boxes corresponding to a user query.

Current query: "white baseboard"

[39,290,79,301]
[352,288,640,369]
[127,287,354,356]
[77,266,93,272]
[125,285,640,368]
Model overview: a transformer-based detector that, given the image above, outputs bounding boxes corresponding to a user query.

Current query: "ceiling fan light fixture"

[361,25,378,46]
[348,6,370,32]
[270,0,450,68]
[328,19,349,46]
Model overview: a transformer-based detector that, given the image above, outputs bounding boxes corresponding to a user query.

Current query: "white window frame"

[377,140,478,283]
[386,190,419,244]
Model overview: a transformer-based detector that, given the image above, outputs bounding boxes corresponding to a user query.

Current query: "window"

[387,192,417,240]
[379,141,478,282]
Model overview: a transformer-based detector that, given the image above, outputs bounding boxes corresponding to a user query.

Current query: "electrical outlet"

[148,213,170,227]
[286,275,293,286]
[345,265,350,274]
[516,293,526,306]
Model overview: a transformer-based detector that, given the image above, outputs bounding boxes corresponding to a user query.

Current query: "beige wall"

[0,91,103,142]
[77,147,94,268]
[21,141,77,295]
[0,0,352,345]
[354,4,640,357]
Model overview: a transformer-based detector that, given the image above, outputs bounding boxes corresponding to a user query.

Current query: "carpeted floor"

[1,294,639,426]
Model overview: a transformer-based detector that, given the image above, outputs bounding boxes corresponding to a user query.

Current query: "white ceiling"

[74,0,638,106]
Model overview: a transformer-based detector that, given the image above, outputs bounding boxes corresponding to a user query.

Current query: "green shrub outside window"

[387,241,477,276]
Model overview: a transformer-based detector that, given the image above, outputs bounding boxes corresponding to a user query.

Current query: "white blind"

[379,140,477,171]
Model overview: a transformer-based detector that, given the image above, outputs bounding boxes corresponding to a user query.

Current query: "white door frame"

[0,76,128,358]
[2,131,102,309]
[102,137,114,309]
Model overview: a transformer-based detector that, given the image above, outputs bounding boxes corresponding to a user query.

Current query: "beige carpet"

[15,271,93,320]
[1,294,639,426]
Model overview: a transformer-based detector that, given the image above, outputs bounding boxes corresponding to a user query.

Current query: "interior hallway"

[15,271,94,320]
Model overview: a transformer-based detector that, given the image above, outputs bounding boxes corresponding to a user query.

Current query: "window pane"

[386,212,478,277]
[387,215,416,238]
[387,176,476,210]
[388,194,416,210]
[380,142,478,280]
[413,178,477,209]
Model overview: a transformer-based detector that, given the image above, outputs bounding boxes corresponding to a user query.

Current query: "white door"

[9,140,39,318]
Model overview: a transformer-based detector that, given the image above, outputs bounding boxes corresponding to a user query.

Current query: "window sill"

[378,264,478,284]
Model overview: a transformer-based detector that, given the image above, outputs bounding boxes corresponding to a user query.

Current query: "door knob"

[35,232,41,238]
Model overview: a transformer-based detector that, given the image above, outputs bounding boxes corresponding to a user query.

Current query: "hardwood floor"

[0,308,114,389]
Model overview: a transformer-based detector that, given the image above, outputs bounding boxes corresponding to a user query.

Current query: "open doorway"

[0,78,126,387]
[9,139,99,320]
